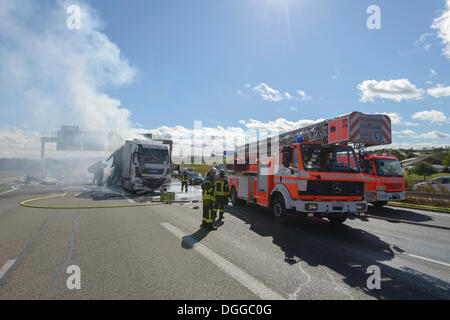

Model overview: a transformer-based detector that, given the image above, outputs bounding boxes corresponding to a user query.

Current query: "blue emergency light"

[297,136,304,142]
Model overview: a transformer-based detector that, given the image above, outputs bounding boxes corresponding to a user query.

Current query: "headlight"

[376,186,385,191]
[356,203,366,211]
[305,203,318,211]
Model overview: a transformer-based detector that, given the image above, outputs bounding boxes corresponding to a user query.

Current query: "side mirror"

[282,147,292,168]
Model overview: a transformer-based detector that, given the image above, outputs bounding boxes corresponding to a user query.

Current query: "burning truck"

[107,137,172,194]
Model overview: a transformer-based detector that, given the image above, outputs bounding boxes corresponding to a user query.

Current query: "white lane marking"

[400,252,450,268]
[160,222,284,300]
[0,186,18,196]
[0,260,16,280]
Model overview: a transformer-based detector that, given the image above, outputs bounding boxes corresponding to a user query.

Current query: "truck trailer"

[227,112,392,224]
[107,138,172,193]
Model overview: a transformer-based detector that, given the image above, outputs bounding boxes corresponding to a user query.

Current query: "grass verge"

[389,201,450,213]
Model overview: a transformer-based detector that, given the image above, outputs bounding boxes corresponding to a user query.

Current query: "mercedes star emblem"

[332,182,343,194]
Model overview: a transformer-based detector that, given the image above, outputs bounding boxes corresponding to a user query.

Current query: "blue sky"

[0,0,449,158]
[89,0,449,128]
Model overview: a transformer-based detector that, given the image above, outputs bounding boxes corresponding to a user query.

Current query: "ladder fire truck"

[227,112,392,224]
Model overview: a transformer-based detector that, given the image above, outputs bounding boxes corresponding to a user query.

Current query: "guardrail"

[0,177,23,184]
[406,191,450,200]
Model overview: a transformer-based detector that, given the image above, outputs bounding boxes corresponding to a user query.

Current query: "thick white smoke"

[0,0,136,136]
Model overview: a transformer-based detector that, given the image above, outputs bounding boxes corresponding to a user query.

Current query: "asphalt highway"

[0,180,448,299]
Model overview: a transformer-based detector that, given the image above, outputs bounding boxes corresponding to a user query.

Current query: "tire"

[231,187,242,206]
[272,196,288,224]
[328,216,347,225]
[373,201,388,207]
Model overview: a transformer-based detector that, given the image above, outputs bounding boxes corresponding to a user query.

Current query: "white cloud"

[253,83,283,102]
[392,129,416,137]
[412,110,448,123]
[284,92,293,100]
[414,32,433,51]
[379,112,402,125]
[431,0,450,59]
[429,69,438,77]
[240,118,324,132]
[419,131,450,139]
[296,90,312,101]
[404,122,420,127]
[427,84,450,97]
[392,128,450,140]
[372,141,450,150]
[1,114,448,159]
[289,106,298,111]
[378,112,419,126]
[357,79,424,102]
[0,0,136,136]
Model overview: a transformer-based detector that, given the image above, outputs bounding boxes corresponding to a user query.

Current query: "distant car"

[188,172,203,185]
[412,176,450,192]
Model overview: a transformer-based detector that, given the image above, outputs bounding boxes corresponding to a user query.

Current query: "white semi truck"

[108,138,172,193]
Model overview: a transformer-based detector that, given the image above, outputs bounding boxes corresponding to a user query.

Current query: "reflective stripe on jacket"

[214,178,229,196]
[202,178,215,201]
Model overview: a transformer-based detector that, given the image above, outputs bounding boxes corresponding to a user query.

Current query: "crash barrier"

[406,191,450,201]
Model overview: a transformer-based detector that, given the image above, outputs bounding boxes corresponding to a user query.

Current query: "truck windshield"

[141,148,169,165]
[301,144,360,173]
[374,159,403,177]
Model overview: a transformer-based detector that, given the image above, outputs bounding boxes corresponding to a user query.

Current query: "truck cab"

[272,142,367,222]
[359,153,405,206]
[121,139,171,193]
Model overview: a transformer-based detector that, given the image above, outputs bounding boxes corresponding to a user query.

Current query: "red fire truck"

[227,112,392,224]
[359,153,405,207]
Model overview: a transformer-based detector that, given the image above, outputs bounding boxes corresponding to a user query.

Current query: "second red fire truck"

[358,153,406,207]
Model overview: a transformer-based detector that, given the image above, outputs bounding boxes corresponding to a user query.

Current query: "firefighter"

[213,169,229,222]
[201,168,217,231]
[95,162,106,187]
[181,169,189,192]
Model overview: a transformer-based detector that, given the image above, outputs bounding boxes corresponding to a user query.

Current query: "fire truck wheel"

[373,201,388,207]
[328,216,347,225]
[272,196,288,224]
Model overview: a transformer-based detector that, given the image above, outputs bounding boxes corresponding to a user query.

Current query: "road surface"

[0,179,449,299]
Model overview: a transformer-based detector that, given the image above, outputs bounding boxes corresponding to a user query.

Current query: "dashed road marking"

[400,252,450,268]
[0,260,16,280]
[160,222,284,300]
[0,214,52,286]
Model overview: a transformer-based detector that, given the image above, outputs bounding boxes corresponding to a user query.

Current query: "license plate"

[332,202,343,207]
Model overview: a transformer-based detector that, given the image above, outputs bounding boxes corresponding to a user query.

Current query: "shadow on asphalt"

[181,228,210,249]
[225,204,449,300]
[368,205,433,223]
